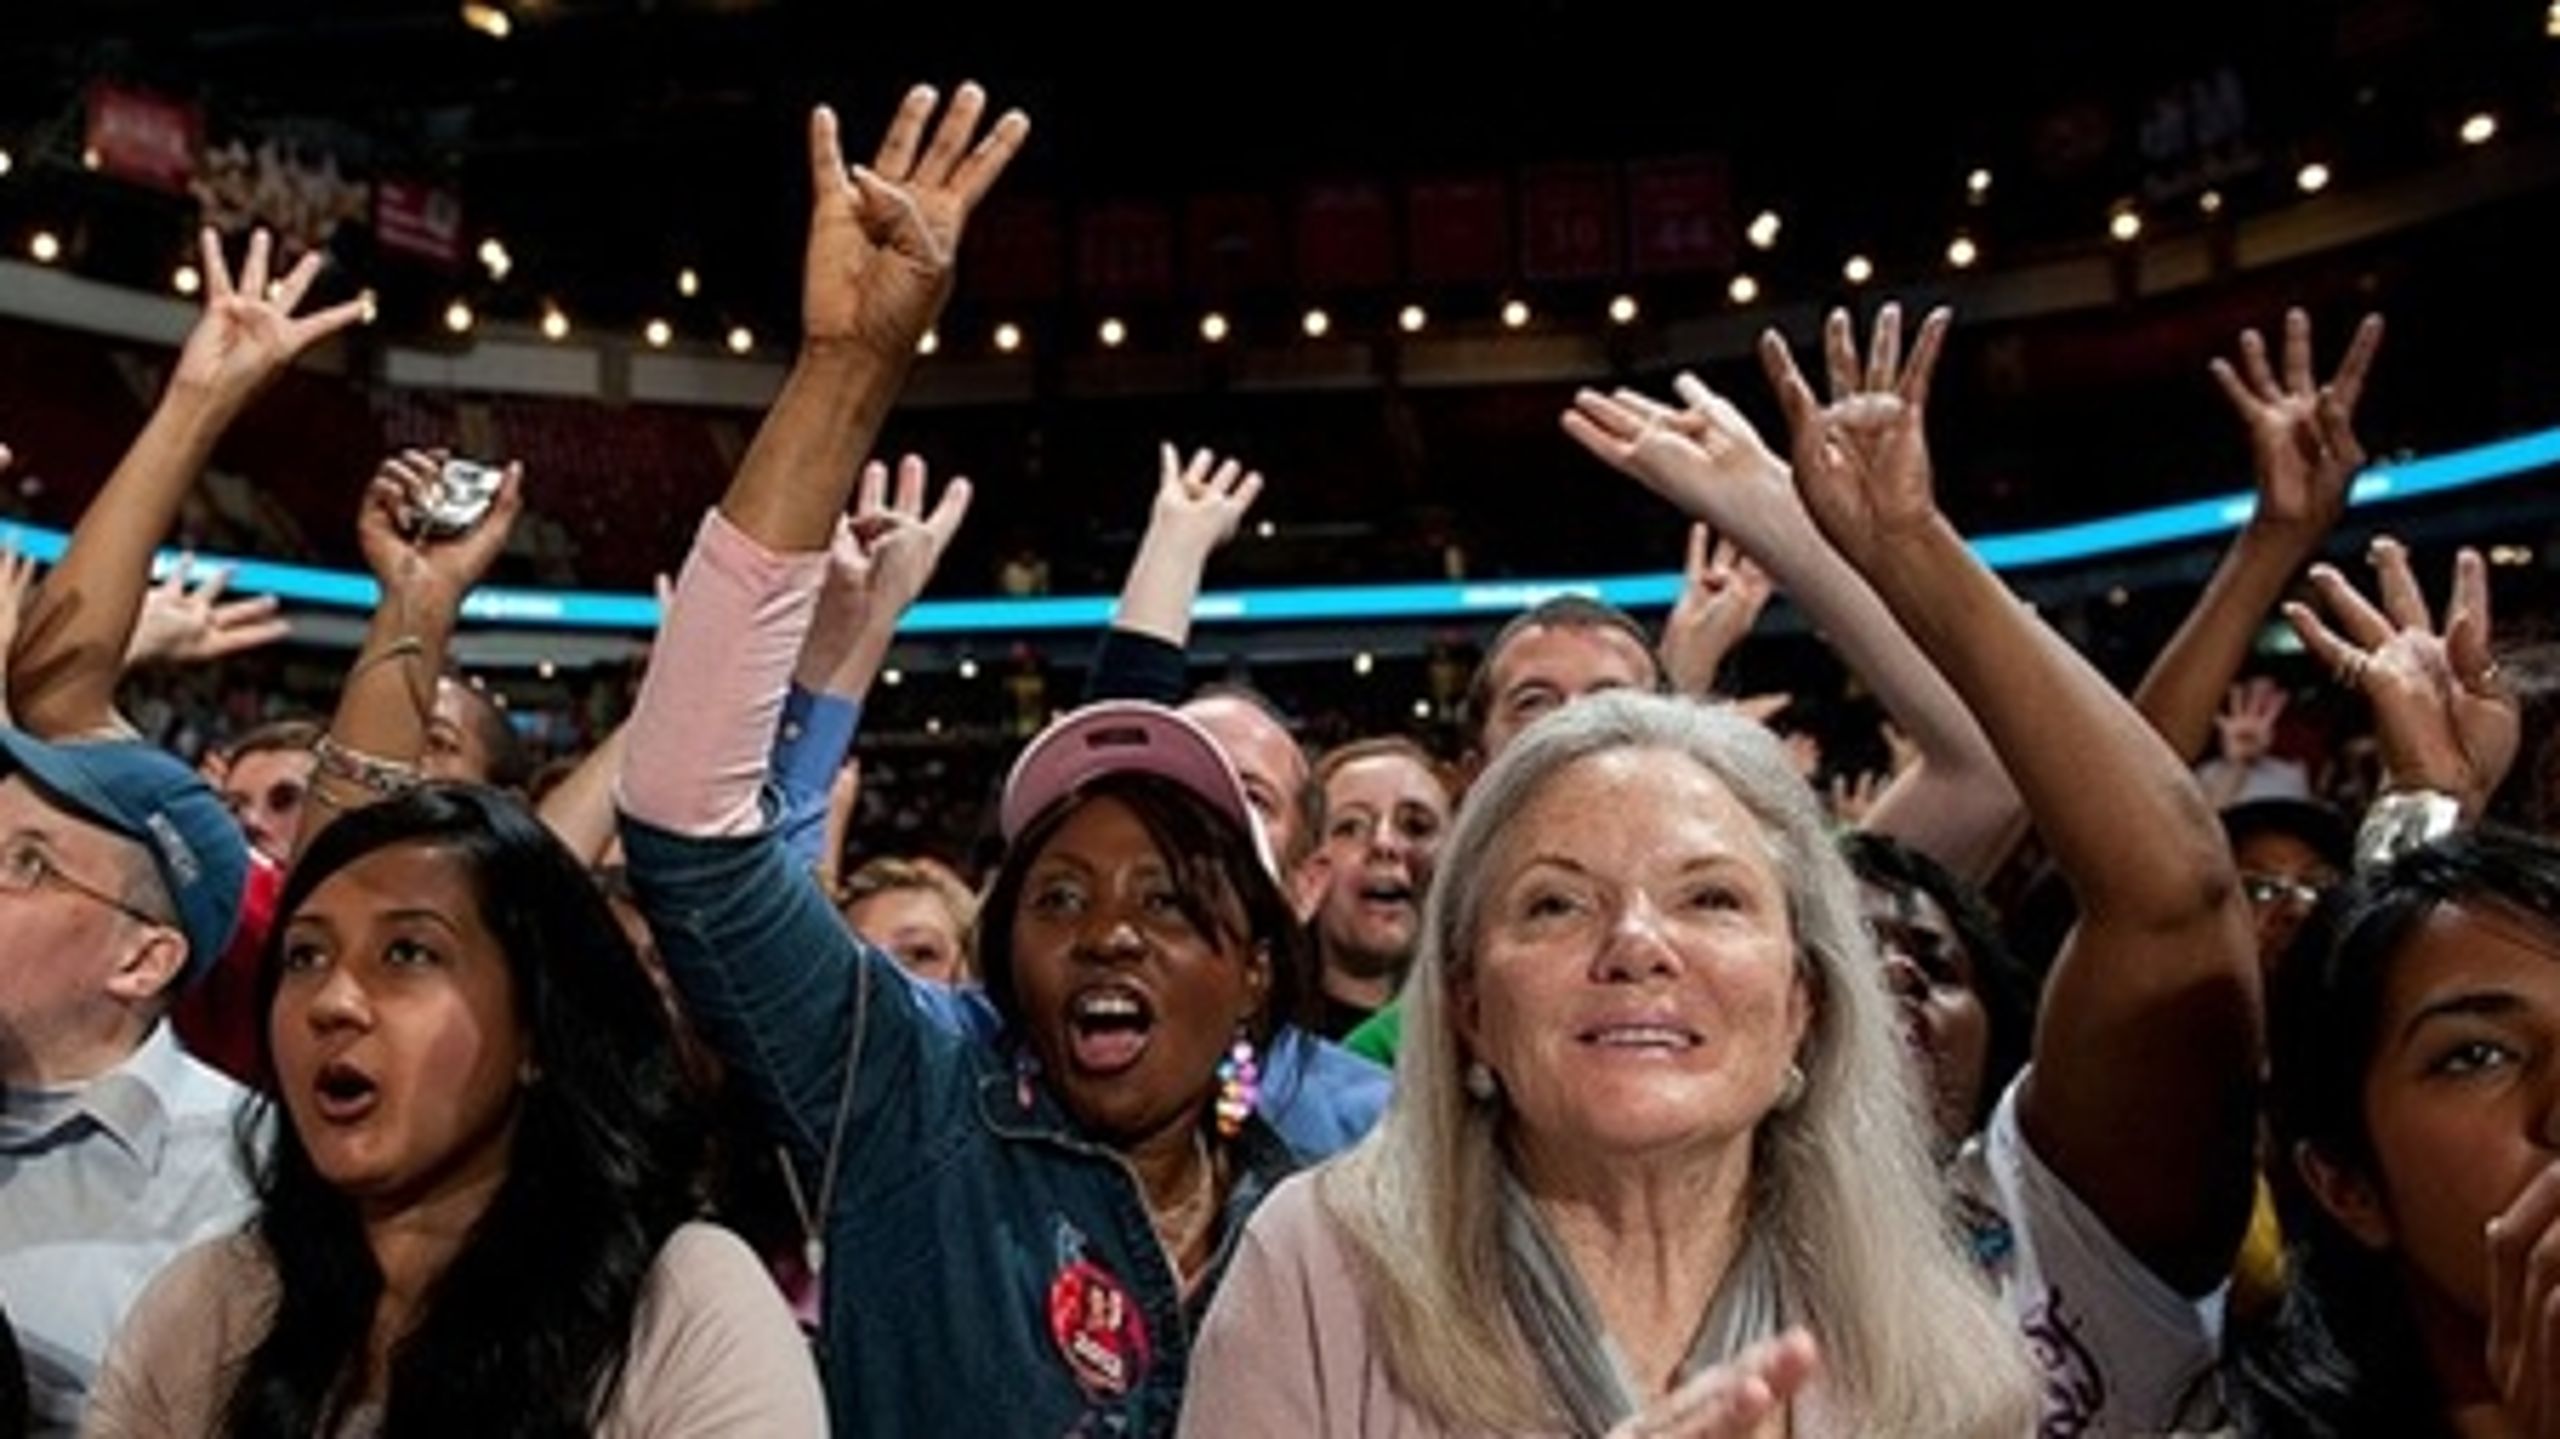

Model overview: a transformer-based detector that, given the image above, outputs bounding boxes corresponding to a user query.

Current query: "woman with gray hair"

[1180,689,2038,1436]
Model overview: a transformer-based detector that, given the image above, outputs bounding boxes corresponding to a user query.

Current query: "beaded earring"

[1214,1033,1260,1139]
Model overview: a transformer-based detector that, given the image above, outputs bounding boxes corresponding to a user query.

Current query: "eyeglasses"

[2239,871,2332,911]
[0,836,169,928]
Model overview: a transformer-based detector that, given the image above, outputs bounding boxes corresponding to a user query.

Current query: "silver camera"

[416,458,502,537]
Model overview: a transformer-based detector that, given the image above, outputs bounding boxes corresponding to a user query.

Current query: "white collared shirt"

[0,1023,258,1436]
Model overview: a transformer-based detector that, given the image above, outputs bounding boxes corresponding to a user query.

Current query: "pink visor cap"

[999,700,1278,877]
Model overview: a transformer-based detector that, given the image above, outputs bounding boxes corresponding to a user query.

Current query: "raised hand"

[1149,443,1265,554]
[172,227,369,419]
[803,454,972,671]
[1660,521,1772,697]
[801,83,1030,357]
[2212,676,2289,770]
[0,534,36,682]
[1604,1329,1820,1439]
[1757,303,1953,570]
[1562,373,1806,562]
[124,554,291,668]
[2284,536,2516,817]
[2210,311,2383,540]
[356,448,525,620]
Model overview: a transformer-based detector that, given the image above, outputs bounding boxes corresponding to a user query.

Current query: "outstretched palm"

[171,227,368,414]
[1759,304,1950,568]
[802,83,1030,356]
[2209,310,2382,536]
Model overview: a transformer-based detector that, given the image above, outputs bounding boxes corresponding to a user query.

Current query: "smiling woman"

[1183,692,2037,1437]
[82,786,822,1437]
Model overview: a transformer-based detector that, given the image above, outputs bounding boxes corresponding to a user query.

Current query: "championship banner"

[375,178,464,266]
[1076,201,1176,299]
[1295,182,1394,290]
[1627,157,1733,275]
[1522,165,1618,280]
[1406,176,1508,284]
[85,82,202,194]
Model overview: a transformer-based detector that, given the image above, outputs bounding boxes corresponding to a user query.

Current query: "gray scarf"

[1497,1166,1785,1437]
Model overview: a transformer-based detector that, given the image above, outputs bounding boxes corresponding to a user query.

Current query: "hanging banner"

[1295,182,1394,289]
[1407,176,1508,284]
[375,177,464,266]
[85,82,202,194]
[1522,165,1618,280]
[1627,157,1732,274]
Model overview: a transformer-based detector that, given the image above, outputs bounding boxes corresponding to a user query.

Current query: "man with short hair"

[1462,595,1664,766]
[0,734,252,1434]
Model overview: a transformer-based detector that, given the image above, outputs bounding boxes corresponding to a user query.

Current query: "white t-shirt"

[1950,1072,2228,1437]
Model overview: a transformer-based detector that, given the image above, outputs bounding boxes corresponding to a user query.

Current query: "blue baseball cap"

[0,732,248,986]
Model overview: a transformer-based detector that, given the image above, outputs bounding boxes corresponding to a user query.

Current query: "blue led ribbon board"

[6,423,2551,634]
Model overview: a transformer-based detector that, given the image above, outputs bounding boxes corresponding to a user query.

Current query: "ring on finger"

[2339,652,2372,688]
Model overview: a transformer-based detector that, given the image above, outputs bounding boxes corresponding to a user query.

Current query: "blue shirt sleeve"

[770,684,862,872]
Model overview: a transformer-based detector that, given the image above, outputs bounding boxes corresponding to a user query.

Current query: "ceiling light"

[1397,304,1427,334]
[1301,308,1331,338]
[1746,210,1781,250]
[443,299,474,334]
[643,317,673,348]
[1728,273,1760,305]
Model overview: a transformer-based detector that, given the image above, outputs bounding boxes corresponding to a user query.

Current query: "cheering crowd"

[2,79,2555,1439]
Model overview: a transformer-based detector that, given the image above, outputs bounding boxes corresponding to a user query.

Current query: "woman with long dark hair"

[2239,828,2560,1436]
[84,786,821,1436]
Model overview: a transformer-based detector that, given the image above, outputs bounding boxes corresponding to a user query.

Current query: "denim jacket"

[621,810,1323,1437]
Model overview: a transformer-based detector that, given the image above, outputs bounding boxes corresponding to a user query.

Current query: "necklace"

[1147,1132,1220,1285]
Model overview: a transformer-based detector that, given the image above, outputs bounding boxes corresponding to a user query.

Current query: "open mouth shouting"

[1066,984,1157,1076]
[312,1057,382,1123]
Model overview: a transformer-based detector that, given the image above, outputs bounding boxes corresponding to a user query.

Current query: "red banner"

[1295,183,1393,290]
[1628,158,1733,274]
[1186,192,1281,292]
[375,179,464,266]
[85,82,201,193]
[967,196,1062,303]
[1522,165,1618,280]
[1077,202,1176,299]
[1406,176,1508,284]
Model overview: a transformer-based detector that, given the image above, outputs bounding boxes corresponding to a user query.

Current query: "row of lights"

[7,109,2512,348]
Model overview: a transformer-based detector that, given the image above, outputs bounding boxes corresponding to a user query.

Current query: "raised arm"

[1761,303,2257,1294]
[772,454,969,870]
[12,227,363,737]
[1110,443,1264,648]
[122,556,293,673]
[2134,311,2383,761]
[621,85,1022,840]
[1562,371,2021,881]
[298,448,522,863]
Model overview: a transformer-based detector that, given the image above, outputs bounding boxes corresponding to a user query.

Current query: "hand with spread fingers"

[124,554,292,668]
[799,454,972,695]
[800,83,1030,358]
[1603,1330,1820,1439]
[1756,302,1954,572]
[2213,676,2289,772]
[2210,310,2383,542]
[171,226,370,419]
[1660,521,1772,698]
[1149,443,1265,556]
[2285,536,2517,818]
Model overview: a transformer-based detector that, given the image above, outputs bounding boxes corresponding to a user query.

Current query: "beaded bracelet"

[312,733,423,798]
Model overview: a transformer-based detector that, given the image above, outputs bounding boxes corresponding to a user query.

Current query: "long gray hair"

[1322,691,2036,1433]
